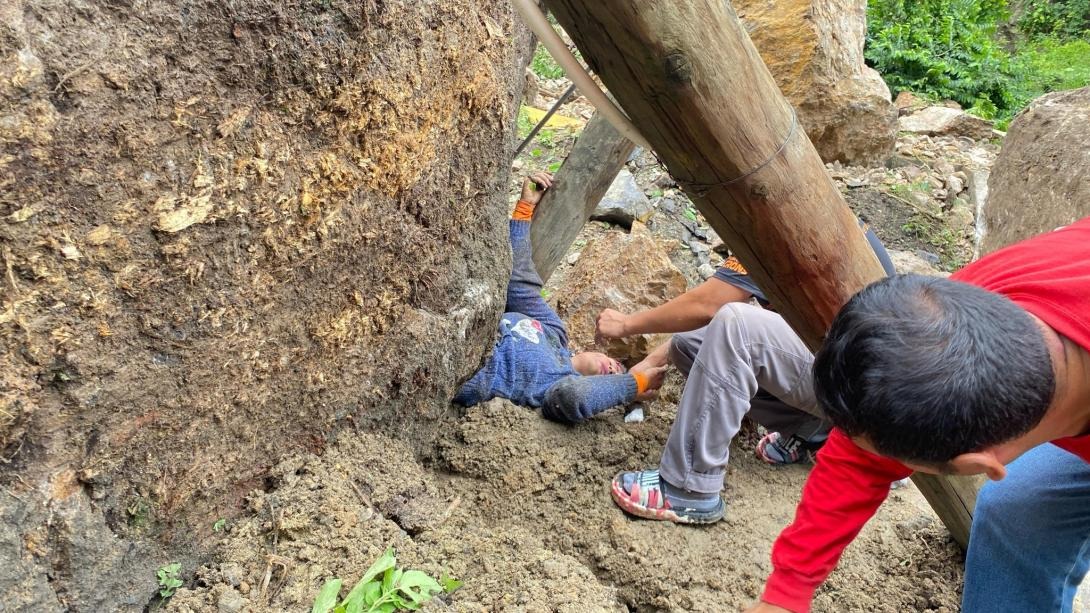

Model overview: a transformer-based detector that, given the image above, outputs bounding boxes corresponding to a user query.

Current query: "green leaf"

[547,162,561,173]
[397,570,443,604]
[212,518,227,532]
[440,574,464,594]
[312,579,343,613]
[341,549,396,606]
[381,567,401,595]
[334,606,347,613]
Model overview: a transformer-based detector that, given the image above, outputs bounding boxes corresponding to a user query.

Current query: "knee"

[974,477,1035,533]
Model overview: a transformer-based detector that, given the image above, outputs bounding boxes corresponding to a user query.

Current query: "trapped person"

[454,172,667,424]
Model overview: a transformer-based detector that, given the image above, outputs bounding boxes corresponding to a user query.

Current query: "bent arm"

[760,429,913,612]
[622,276,752,336]
[541,374,641,423]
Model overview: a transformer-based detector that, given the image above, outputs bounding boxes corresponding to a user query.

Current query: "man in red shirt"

[747,217,1090,613]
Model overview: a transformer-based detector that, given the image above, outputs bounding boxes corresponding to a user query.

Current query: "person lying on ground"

[454,172,668,424]
[596,223,896,466]
[745,217,1090,613]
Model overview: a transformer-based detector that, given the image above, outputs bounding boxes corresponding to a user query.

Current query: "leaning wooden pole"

[541,0,979,548]
[531,112,636,281]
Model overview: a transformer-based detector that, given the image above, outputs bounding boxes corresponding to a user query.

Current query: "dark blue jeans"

[963,444,1090,612]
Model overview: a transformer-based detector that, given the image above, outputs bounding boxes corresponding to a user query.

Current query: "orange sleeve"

[512,199,535,221]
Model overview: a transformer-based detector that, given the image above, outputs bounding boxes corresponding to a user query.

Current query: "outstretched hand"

[520,171,554,206]
[630,361,669,402]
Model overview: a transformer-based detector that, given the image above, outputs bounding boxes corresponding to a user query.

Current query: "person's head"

[814,274,1055,476]
[572,351,625,376]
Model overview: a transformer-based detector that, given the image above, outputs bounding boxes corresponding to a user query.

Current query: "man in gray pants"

[610,303,822,523]
[598,227,896,523]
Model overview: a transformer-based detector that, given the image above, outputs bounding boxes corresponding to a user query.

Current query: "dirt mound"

[174,386,962,612]
[166,427,619,613]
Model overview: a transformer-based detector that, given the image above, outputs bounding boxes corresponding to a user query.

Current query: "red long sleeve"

[761,429,913,612]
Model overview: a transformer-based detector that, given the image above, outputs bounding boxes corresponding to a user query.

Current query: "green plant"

[530,44,565,80]
[683,206,698,222]
[1017,0,1090,38]
[157,563,183,599]
[312,549,462,613]
[516,106,534,140]
[212,518,227,533]
[866,0,1019,115]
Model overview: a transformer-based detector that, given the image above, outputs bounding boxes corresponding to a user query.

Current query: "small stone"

[845,177,867,188]
[698,263,717,280]
[590,169,654,229]
[566,251,581,265]
[914,249,941,266]
[217,589,247,613]
[945,175,965,196]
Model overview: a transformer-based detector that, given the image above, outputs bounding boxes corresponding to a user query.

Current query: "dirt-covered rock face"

[0,1,530,609]
[733,0,897,165]
[982,86,1090,254]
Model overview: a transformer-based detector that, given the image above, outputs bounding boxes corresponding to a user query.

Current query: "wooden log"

[542,0,978,548]
[530,111,636,281]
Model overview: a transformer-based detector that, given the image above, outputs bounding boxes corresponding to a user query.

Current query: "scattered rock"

[889,249,946,276]
[945,200,975,230]
[734,0,897,164]
[944,175,965,200]
[898,106,995,141]
[982,87,1090,254]
[894,91,926,116]
[553,223,687,362]
[590,170,654,229]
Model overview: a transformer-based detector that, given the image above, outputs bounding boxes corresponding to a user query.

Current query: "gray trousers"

[660,303,828,494]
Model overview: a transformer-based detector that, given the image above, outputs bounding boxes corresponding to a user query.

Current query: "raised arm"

[505,173,568,341]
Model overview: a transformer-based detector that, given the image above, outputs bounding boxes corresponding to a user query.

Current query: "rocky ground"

[162,80,1021,612]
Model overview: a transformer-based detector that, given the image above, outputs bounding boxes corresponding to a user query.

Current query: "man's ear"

[949,451,1007,481]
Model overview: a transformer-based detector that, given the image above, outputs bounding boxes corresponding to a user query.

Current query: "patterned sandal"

[610,469,725,524]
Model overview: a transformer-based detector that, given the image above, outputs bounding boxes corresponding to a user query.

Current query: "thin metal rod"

[514,83,578,157]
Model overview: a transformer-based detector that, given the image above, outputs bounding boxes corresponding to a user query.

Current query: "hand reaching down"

[630,363,669,402]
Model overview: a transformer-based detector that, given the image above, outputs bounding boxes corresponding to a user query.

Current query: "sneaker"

[755,431,828,465]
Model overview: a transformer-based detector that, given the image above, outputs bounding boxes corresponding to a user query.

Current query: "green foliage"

[867,0,1090,128]
[312,548,461,613]
[1017,0,1090,37]
[866,0,1019,114]
[212,518,227,533]
[530,44,565,80]
[157,563,183,599]
[516,106,534,140]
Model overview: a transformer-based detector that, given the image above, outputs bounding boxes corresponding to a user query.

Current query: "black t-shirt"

[713,224,897,306]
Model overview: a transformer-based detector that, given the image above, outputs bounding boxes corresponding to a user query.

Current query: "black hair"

[813,273,1055,464]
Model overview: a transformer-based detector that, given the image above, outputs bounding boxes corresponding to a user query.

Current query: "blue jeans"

[963,444,1090,612]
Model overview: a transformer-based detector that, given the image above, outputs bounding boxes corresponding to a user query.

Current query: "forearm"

[624,278,751,336]
[761,430,913,612]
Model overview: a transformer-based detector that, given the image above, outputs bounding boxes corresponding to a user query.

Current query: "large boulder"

[553,223,687,363]
[0,0,530,608]
[733,0,897,165]
[982,87,1090,254]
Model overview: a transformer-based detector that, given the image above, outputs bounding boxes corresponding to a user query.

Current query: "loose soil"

[169,388,963,612]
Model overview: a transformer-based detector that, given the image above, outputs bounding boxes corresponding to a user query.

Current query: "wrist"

[512,199,536,221]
